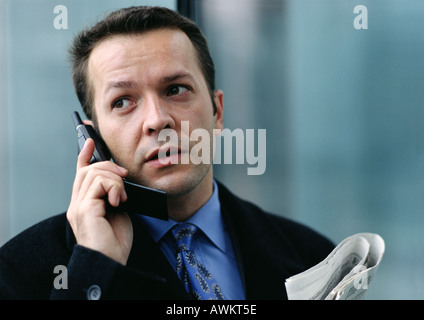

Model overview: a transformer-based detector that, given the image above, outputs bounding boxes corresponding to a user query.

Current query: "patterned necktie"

[172,223,225,300]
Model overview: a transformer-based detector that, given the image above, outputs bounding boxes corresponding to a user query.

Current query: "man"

[0,6,334,300]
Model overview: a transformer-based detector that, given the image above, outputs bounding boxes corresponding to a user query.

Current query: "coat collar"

[216,181,293,299]
[127,213,189,299]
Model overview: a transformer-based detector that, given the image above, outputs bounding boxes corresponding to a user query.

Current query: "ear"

[213,89,224,132]
[83,120,95,128]
[83,119,102,138]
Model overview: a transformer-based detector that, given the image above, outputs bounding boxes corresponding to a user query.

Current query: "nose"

[141,95,175,135]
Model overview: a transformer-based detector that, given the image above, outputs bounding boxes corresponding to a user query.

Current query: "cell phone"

[72,111,168,220]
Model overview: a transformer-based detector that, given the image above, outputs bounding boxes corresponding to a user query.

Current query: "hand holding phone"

[72,111,168,220]
[67,111,168,265]
[67,137,133,264]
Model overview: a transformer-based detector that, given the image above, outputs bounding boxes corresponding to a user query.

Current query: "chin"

[131,164,212,197]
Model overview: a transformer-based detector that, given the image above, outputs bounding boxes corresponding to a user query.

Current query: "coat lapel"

[126,214,189,299]
[218,182,298,299]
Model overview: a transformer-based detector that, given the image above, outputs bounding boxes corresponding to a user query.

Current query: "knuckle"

[66,209,73,221]
[66,207,78,226]
[76,165,89,177]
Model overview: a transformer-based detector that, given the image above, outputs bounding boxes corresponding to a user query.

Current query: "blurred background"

[1,0,424,299]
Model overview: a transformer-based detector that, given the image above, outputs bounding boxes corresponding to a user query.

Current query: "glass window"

[199,0,424,299]
[0,0,176,244]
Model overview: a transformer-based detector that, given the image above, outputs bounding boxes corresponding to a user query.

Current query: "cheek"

[187,103,215,129]
[105,138,136,169]
[100,123,145,170]
[99,124,128,158]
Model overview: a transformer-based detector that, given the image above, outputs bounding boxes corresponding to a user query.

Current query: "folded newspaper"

[285,233,385,300]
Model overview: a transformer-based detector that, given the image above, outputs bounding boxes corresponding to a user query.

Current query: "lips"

[146,146,179,160]
[145,146,182,168]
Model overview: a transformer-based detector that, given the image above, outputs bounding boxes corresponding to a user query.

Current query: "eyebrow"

[161,72,195,83]
[104,80,137,96]
[104,72,195,95]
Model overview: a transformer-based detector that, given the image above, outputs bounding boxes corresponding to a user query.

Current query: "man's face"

[87,28,223,196]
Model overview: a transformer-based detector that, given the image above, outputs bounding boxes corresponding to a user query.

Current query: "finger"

[72,138,95,199]
[77,138,95,170]
[84,174,126,208]
[107,183,127,208]
[78,160,128,179]
[72,163,128,206]
[76,139,128,176]
[77,168,126,203]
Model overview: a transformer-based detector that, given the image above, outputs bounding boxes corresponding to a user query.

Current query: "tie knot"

[172,223,198,251]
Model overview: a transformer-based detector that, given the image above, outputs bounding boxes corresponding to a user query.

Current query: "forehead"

[87,28,202,89]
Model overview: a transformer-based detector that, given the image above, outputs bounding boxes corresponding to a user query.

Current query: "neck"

[167,172,214,222]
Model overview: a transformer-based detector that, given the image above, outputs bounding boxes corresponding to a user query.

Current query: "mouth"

[145,146,182,167]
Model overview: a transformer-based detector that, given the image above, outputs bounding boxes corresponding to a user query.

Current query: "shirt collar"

[138,180,226,252]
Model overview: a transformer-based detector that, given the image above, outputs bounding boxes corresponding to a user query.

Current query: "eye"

[166,85,190,97]
[112,97,136,109]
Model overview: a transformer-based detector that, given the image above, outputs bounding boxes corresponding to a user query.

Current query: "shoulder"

[1,213,70,255]
[0,213,72,298]
[217,181,334,266]
[0,212,72,266]
[261,210,335,265]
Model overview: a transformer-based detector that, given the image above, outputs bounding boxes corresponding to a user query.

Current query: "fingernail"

[118,166,128,174]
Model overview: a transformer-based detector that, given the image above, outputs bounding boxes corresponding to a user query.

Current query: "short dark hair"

[68,6,216,121]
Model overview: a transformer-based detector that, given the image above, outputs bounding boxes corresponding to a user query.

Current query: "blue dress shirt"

[137,180,245,300]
